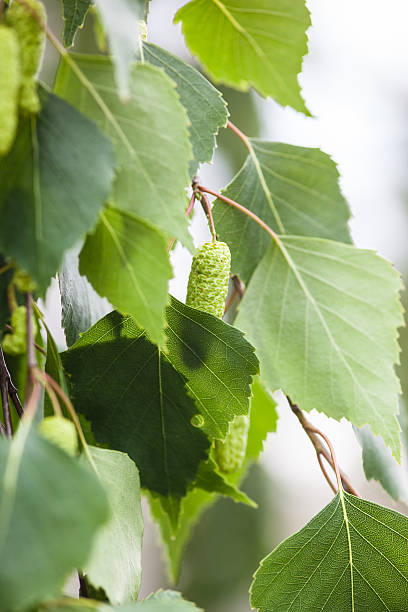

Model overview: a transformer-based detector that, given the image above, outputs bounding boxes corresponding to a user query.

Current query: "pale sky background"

[40,1,408,607]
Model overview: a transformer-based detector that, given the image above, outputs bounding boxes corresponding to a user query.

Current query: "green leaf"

[79,207,172,348]
[355,425,408,505]
[251,490,408,611]
[54,58,193,249]
[83,447,143,605]
[174,0,311,114]
[59,246,111,348]
[62,309,210,498]
[164,297,259,439]
[60,0,92,47]
[236,236,403,459]
[0,426,109,611]
[94,0,147,100]
[143,42,228,177]
[0,89,115,293]
[213,141,351,284]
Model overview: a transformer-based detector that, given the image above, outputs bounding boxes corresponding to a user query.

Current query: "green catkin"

[6,0,46,114]
[186,241,231,318]
[2,305,38,356]
[0,26,21,156]
[38,416,78,457]
[214,415,250,474]
[185,241,249,473]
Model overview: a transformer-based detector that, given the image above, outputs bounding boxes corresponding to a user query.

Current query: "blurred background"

[39,1,408,610]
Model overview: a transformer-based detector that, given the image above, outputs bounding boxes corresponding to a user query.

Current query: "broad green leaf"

[83,447,143,605]
[213,141,351,284]
[62,309,210,498]
[0,427,109,611]
[59,246,111,348]
[355,425,408,505]
[60,0,92,47]
[174,0,310,114]
[94,0,147,100]
[0,89,115,293]
[236,236,403,459]
[54,58,193,249]
[80,207,172,348]
[251,490,408,611]
[165,297,259,439]
[143,42,228,177]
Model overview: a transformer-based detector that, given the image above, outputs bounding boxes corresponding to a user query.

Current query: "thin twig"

[198,185,278,241]
[0,347,24,418]
[227,120,252,154]
[0,420,6,438]
[167,190,197,252]
[289,399,359,497]
[199,192,217,241]
[224,275,245,316]
[34,342,47,357]
[25,293,36,405]
[0,359,12,437]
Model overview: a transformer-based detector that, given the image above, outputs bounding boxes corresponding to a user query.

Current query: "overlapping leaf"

[213,141,351,284]
[251,490,408,611]
[62,296,258,501]
[59,246,111,348]
[38,590,201,611]
[143,42,228,176]
[174,0,311,113]
[79,207,172,348]
[62,310,209,499]
[236,236,403,458]
[54,58,193,249]
[0,427,109,611]
[0,90,115,292]
[94,0,147,99]
[60,0,91,47]
[83,447,143,605]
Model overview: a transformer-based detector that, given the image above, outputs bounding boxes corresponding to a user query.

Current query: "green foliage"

[79,207,172,348]
[174,0,311,113]
[251,489,408,611]
[213,141,351,284]
[236,236,403,458]
[1,1,407,609]
[0,426,109,611]
[54,56,193,249]
[82,447,143,604]
[143,42,228,177]
[0,89,115,292]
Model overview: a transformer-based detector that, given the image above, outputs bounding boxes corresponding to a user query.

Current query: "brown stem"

[289,398,359,497]
[199,192,217,241]
[0,359,12,437]
[0,347,23,418]
[0,420,6,438]
[227,120,252,154]
[25,293,36,405]
[168,191,197,252]
[224,275,245,315]
[198,185,278,241]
